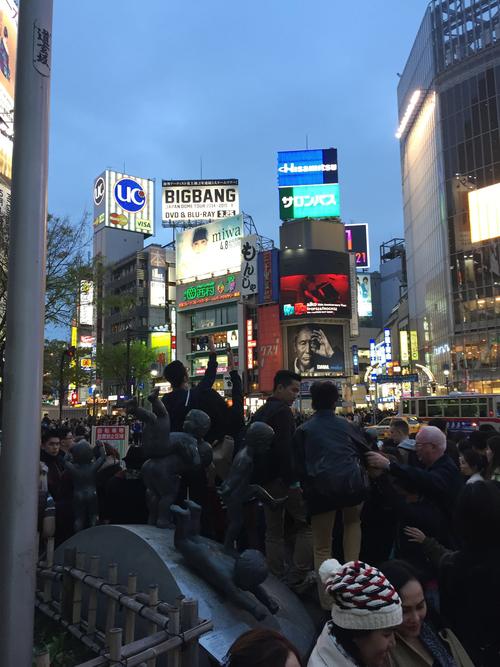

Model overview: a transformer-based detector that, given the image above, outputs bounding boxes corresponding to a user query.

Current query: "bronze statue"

[218,422,286,553]
[64,440,106,532]
[172,502,279,620]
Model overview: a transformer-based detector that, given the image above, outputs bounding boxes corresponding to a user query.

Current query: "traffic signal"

[66,346,76,359]
[70,391,78,405]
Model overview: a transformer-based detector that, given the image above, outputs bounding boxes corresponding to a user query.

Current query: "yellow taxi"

[372,416,421,439]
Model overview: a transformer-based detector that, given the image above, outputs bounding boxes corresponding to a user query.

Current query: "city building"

[398,0,500,393]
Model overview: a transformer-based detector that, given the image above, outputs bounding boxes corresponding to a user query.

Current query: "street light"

[444,369,450,393]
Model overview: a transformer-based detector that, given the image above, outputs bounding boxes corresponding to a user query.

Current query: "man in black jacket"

[252,370,313,590]
[366,425,463,548]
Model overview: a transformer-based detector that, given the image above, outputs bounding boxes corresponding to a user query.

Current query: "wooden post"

[180,598,199,667]
[61,547,76,622]
[105,563,118,645]
[147,584,159,667]
[34,649,50,667]
[124,573,137,645]
[168,606,181,667]
[86,555,100,634]
[108,628,123,663]
[72,552,85,624]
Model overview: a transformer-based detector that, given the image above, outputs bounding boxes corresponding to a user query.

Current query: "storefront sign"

[92,425,129,459]
[178,275,240,309]
[410,330,419,361]
[258,248,279,304]
[400,331,410,364]
[279,183,340,220]
[246,319,256,370]
[241,235,258,297]
[384,329,393,363]
[376,374,418,384]
[257,305,282,393]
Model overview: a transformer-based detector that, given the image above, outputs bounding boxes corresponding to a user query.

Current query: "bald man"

[366,426,463,547]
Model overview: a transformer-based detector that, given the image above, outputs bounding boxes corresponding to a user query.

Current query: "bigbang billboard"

[280,250,350,319]
[277,148,338,187]
[175,215,243,283]
[93,170,155,236]
[287,322,345,376]
[162,179,239,225]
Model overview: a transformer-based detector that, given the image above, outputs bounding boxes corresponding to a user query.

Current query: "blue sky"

[48,0,427,266]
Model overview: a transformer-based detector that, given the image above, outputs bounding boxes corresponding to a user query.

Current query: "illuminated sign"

[279,183,340,220]
[410,330,419,361]
[384,329,392,363]
[80,358,93,369]
[356,274,372,318]
[78,280,94,326]
[176,215,243,283]
[396,89,422,139]
[246,319,256,369]
[227,329,239,348]
[352,345,359,375]
[468,182,500,243]
[258,249,279,304]
[400,331,410,364]
[277,148,338,187]
[162,179,239,225]
[369,339,376,365]
[93,170,154,237]
[79,335,94,348]
[281,273,350,318]
[241,235,258,297]
[178,275,239,309]
[345,223,370,268]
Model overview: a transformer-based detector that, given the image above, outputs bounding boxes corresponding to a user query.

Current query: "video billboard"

[277,148,338,187]
[0,1,17,184]
[468,182,500,243]
[287,323,345,376]
[280,249,350,319]
[175,215,243,283]
[345,223,370,269]
[279,184,340,221]
[356,274,373,317]
[78,281,94,326]
[162,179,239,225]
[93,170,154,236]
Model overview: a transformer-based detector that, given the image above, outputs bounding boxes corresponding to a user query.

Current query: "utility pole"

[0,2,54,665]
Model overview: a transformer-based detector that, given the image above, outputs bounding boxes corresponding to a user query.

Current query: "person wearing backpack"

[292,380,370,609]
[251,370,314,592]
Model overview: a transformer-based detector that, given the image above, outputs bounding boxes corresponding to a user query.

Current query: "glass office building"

[398,0,500,392]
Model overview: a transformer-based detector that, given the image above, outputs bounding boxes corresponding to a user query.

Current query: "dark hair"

[466,430,489,452]
[390,418,409,436]
[328,622,374,666]
[478,423,496,432]
[192,226,208,244]
[164,360,187,388]
[454,481,500,549]
[487,435,500,474]
[225,629,302,667]
[273,370,301,391]
[428,417,447,434]
[379,560,422,594]
[461,448,487,475]
[311,381,339,410]
[41,430,59,444]
[75,424,87,437]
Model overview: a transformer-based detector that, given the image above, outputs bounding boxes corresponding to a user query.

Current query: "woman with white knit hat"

[308,560,402,667]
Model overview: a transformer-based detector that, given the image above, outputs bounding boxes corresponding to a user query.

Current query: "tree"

[95,341,156,395]
[43,339,92,401]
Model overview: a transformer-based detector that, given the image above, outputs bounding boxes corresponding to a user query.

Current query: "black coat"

[293,410,370,516]
[251,397,297,486]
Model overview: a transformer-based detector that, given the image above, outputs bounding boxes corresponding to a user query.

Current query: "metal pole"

[126,328,131,397]
[0,2,53,665]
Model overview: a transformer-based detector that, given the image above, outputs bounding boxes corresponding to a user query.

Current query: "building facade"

[398,0,500,392]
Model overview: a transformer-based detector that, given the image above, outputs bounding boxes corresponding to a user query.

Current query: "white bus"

[400,393,500,432]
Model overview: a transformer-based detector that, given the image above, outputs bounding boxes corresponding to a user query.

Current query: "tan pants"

[263,479,313,582]
[311,504,363,609]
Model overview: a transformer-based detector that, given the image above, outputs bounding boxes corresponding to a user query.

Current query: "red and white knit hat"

[319,559,402,630]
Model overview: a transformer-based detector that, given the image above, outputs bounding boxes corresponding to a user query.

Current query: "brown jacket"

[389,628,474,667]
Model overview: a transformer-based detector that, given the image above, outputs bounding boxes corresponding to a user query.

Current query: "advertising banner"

[277,148,338,187]
[177,274,240,309]
[175,215,243,283]
[78,280,94,326]
[93,170,154,236]
[356,274,373,317]
[279,183,340,220]
[287,323,345,376]
[150,266,166,307]
[258,248,279,304]
[150,331,171,367]
[410,330,419,361]
[92,425,129,459]
[241,234,258,297]
[0,1,17,184]
[257,304,282,392]
[345,223,370,269]
[468,182,500,243]
[162,179,239,224]
[281,273,350,318]
[400,330,410,364]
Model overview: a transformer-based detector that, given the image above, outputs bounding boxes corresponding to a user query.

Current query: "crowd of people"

[38,340,500,666]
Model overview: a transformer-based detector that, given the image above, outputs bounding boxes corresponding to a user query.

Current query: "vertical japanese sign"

[258,248,279,304]
[241,234,258,297]
[410,330,419,361]
[400,331,410,364]
[246,319,256,369]
[257,305,282,392]
[384,329,392,363]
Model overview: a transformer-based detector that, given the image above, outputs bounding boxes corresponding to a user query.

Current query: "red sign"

[246,319,256,370]
[257,304,283,393]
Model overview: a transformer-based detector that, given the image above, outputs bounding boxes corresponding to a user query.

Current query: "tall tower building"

[398,0,500,392]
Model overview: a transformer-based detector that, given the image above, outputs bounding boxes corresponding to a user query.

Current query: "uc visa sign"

[277,147,340,221]
[92,170,155,237]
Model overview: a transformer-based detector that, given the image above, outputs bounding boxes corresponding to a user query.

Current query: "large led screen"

[287,322,345,376]
[280,249,351,319]
[345,223,370,269]
[279,184,340,221]
[356,274,373,317]
[468,182,500,243]
[277,148,338,187]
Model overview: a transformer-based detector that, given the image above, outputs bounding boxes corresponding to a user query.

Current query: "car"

[372,416,421,439]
